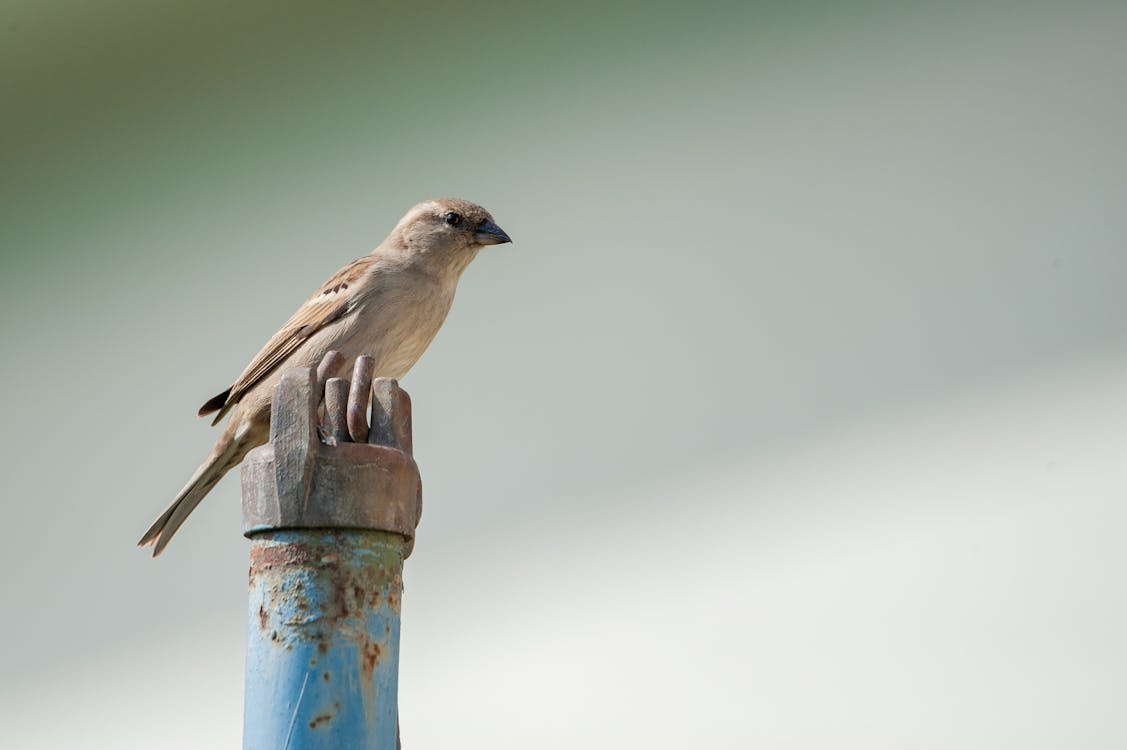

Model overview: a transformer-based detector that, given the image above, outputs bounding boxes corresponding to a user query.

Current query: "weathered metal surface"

[269,369,320,519]
[322,377,350,446]
[242,355,422,750]
[241,366,422,539]
[371,378,412,454]
[244,530,404,750]
[315,350,345,397]
[346,355,375,443]
[242,442,420,537]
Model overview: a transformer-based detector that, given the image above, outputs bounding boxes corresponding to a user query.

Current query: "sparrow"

[138,198,511,556]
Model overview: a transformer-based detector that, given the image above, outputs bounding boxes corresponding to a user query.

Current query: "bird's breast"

[349,274,457,379]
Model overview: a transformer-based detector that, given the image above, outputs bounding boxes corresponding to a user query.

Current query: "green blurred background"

[2,1,1126,747]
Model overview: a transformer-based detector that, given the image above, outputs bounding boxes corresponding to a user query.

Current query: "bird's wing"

[199,256,375,424]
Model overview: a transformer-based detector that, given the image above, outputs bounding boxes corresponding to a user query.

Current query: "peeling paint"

[244,530,403,749]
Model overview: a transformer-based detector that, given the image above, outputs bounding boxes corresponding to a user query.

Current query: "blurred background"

[2,0,1125,747]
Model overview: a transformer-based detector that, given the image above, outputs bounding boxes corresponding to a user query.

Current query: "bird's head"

[386,198,511,272]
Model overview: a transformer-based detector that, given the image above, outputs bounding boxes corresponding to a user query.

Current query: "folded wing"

[199,256,374,425]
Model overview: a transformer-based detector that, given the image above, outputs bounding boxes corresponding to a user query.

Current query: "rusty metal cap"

[241,366,422,543]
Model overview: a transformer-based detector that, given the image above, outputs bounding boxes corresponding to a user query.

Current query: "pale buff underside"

[232,263,459,432]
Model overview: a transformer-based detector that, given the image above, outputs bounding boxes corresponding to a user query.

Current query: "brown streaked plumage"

[139,198,511,556]
[199,257,373,425]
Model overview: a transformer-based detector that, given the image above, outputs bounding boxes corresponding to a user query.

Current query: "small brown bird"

[139,198,511,556]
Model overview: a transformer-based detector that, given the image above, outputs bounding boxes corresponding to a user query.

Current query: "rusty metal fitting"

[241,354,423,554]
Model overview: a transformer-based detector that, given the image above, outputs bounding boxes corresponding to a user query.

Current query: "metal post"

[241,356,422,749]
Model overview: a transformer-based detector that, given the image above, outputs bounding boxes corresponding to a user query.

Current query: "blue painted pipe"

[243,529,404,749]
[240,366,419,748]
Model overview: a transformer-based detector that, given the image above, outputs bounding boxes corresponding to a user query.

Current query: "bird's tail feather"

[138,429,245,556]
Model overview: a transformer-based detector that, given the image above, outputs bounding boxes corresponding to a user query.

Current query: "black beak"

[473,219,512,246]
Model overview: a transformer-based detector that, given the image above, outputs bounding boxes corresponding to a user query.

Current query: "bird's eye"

[443,212,462,226]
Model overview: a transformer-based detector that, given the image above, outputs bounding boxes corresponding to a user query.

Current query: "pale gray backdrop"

[2,1,1125,747]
